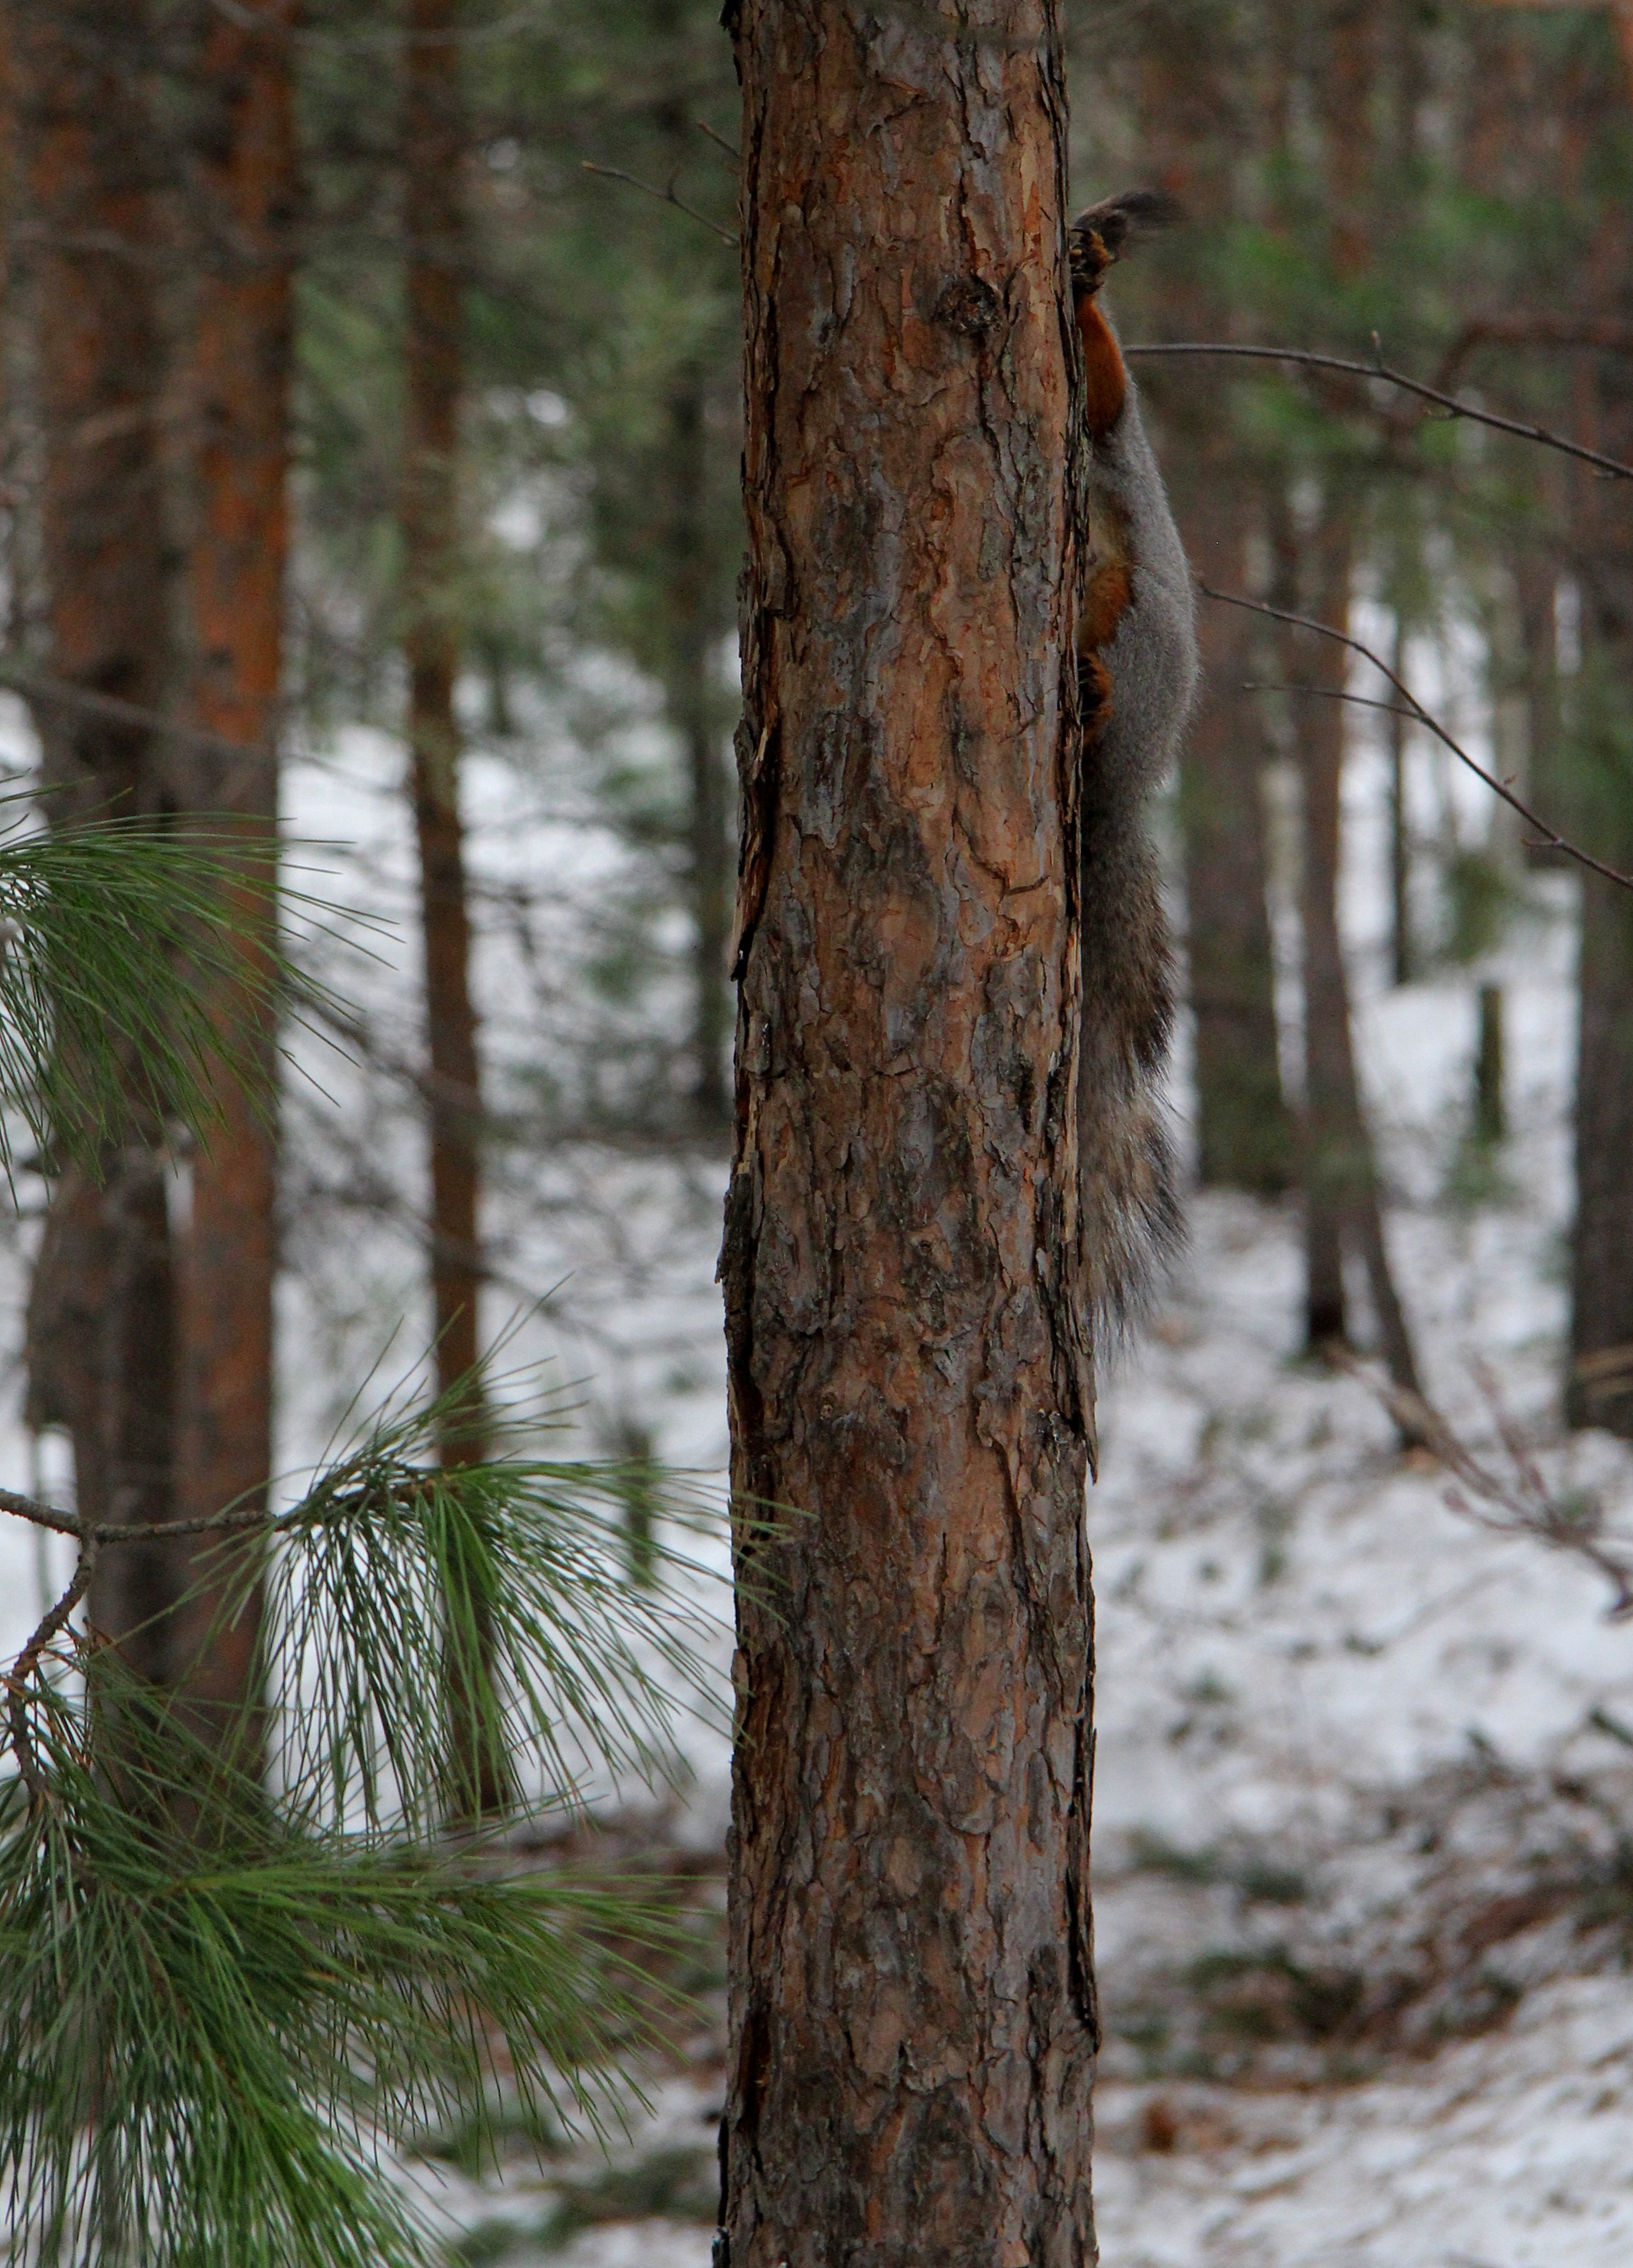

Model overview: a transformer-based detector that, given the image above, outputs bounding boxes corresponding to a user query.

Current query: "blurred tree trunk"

[718,1,1096,2258]
[1566,330,1633,1436]
[153,0,297,1750]
[403,0,510,1821]
[1180,482,1292,1193]
[404,0,485,1445]
[662,356,731,1127]
[650,54,732,1130]
[1128,8,1292,1195]
[1292,516,1422,1400]
[14,0,179,1676]
[1568,805,1633,1436]
[1561,73,1633,1432]
[1514,551,1562,862]
[1385,613,1413,986]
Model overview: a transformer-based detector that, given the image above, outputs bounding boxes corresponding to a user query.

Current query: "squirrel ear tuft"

[1070,188,1182,261]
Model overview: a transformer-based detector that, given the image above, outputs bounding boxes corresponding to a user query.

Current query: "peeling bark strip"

[720,0,1095,2260]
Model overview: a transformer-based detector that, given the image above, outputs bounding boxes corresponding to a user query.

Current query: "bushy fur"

[1071,197,1198,1337]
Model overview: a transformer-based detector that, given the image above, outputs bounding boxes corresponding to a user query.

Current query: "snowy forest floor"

[377,857,1633,2265]
[5,715,1633,2262]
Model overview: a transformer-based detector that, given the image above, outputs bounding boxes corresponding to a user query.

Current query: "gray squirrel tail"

[1078,789,1182,1339]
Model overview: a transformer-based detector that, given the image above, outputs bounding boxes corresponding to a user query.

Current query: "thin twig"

[0,1486,79,1539]
[4,1539,97,1806]
[1334,1349,1633,1620]
[0,1484,277,1545]
[0,1478,447,1547]
[1124,341,1633,483]
[580,162,737,248]
[1242,680,1420,721]
[207,0,550,44]
[1435,316,1633,392]
[0,660,279,770]
[694,119,740,165]
[1201,582,1633,893]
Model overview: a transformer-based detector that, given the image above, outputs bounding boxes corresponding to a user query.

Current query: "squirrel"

[1069,190,1198,1339]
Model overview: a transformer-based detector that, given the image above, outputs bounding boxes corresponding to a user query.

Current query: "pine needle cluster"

[0,821,734,2265]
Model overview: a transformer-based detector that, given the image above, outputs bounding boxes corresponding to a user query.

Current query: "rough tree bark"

[14,0,178,1676]
[718,0,1097,2258]
[155,0,297,1740]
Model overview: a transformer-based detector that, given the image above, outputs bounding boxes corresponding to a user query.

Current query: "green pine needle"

[0,804,354,1181]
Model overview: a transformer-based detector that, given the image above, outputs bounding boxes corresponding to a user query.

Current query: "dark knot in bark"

[934,273,1002,337]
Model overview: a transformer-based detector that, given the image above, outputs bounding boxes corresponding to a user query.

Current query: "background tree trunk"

[719,1,1096,2259]
[405,0,486,1456]
[14,0,179,1673]
[1291,515,1421,1399]
[1565,189,1633,1438]
[1568,820,1633,1436]
[1179,482,1292,1193]
[1385,612,1413,986]
[1124,0,1292,1198]
[404,0,511,1821]
[662,358,732,1128]
[157,0,296,1743]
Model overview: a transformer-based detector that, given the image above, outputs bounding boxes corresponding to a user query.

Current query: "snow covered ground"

[5,680,1633,2262]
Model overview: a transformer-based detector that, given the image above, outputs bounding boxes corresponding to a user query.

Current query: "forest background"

[4,0,1633,2262]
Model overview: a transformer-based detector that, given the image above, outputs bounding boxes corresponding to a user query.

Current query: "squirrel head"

[1070,188,1181,300]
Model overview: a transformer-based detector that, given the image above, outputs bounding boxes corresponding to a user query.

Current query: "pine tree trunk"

[1293,517,1421,1401]
[1568,831,1633,1436]
[718,2,1097,2257]
[1295,527,1354,1349]
[662,361,732,1129]
[1386,613,1413,985]
[405,0,484,1445]
[403,0,510,1821]
[1565,191,1633,1436]
[14,0,179,1658]
[1514,549,1562,867]
[1179,483,1291,1194]
[157,0,296,1741]
[1118,10,1290,1195]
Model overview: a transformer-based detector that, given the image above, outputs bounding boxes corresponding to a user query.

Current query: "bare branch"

[4,1540,97,1807]
[1125,341,1633,483]
[1335,1349,1633,1620]
[1201,582,1633,894]
[0,1487,80,1539]
[0,658,279,771]
[0,1484,270,1546]
[1242,680,1418,721]
[580,162,738,249]
[1434,315,1633,392]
